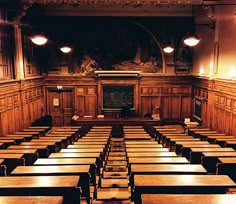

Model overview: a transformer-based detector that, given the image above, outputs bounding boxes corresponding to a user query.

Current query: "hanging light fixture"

[163,45,174,54]
[183,33,201,47]
[60,46,72,54]
[30,34,48,46]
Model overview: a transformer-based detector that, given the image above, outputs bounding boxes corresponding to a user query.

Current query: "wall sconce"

[163,45,174,54]
[30,34,48,46]
[183,33,201,47]
[60,46,72,54]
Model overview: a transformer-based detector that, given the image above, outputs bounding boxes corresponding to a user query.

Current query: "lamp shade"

[163,45,174,53]
[30,34,48,46]
[183,33,200,47]
[60,46,72,53]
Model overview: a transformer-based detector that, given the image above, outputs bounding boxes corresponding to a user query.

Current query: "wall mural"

[33,17,193,76]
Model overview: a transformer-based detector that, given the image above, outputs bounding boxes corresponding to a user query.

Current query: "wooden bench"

[189,147,235,164]
[225,141,236,149]
[11,165,91,202]
[175,141,210,154]
[193,131,218,138]
[141,194,236,204]
[23,128,47,136]
[14,131,41,138]
[133,175,236,204]
[1,135,32,143]
[0,196,63,204]
[0,140,16,148]
[0,176,80,204]
[28,126,51,132]
[48,132,77,143]
[202,152,236,173]
[128,157,189,165]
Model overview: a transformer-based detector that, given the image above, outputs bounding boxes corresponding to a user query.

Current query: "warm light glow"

[163,46,174,53]
[30,35,48,46]
[184,35,200,46]
[60,46,72,53]
[228,67,236,80]
[199,67,205,75]
[209,61,214,78]
[19,60,24,79]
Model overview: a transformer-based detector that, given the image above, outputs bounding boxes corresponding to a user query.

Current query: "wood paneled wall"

[192,77,236,135]
[0,77,44,135]
[44,76,192,122]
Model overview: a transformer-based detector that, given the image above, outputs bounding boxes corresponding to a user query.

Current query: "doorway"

[46,88,74,126]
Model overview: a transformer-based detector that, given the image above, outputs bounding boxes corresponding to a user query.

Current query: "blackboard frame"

[193,96,202,121]
[102,84,135,110]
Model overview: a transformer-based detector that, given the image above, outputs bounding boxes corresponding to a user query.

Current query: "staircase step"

[111,138,124,142]
[107,156,126,161]
[104,166,127,172]
[109,148,126,152]
[103,171,128,179]
[96,187,130,200]
[101,178,129,187]
[109,152,126,156]
[106,161,127,166]
[91,200,133,204]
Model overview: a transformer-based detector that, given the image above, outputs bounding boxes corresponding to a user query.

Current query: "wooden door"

[47,89,74,126]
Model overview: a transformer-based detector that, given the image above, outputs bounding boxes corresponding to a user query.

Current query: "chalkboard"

[194,97,202,120]
[102,85,134,110]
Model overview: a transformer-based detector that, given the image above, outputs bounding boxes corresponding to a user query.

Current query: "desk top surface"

[134,175,236,186]
[141,194,236,204]
[182,144,221,148]
[0,175,80,188]
[203,152,236,156]
[190,147,235,152]
[49,152,100,158]
[8,145,48,149]
[0,196,63,204]
[34,158,97,165]
[0,153,24,158]
[60,148,103,153]
[126,148,168,152]
[128,157,189,164]
[0,149,37,154]
[127,152,177,157]
[131,164,207,173]
[11,165,90,175]
[218,157,236,163]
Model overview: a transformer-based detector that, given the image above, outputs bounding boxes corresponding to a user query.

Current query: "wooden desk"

[141,194,236,204]
[0,136,27,144]
[23,128,47,136]
[130,164,207,187]
[128,157,189,165]
[180,144,221,158]
[20,141,58,153]
[175,141,210,154]
[202,152,236,173]
[133,175,236,204]
[0,149,39,165]
[187,128,211,136]
[0,196,63,204]
[0,140,16,147]
[206,136,235,143]
[38,137,70,148]
[127,152,177,158]
[225,141,236,149]
[11,165,91,200]
[7,145,49,158]
[15,131,40,138]
[168,138,200,151]
[189,147,235,164]
[0,176,80,204]
[193,131,218,138]
[0,153,25,174]
[126,148,169,152]
[48,132,77,143]
[217,157,236,182]
[60,148,103,153]
[125,144,162,148]
[0,158,6,176]
[28,126,51,132]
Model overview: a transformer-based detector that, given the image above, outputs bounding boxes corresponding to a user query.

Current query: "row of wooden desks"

[0,176,80,204]
[133,174,236,204]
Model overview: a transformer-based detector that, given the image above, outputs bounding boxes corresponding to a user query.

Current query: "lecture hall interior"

[1,0,236,204]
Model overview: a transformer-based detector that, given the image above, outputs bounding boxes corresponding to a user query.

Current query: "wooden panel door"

[47,89,74,126]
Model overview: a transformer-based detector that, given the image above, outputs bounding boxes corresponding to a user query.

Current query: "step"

[109,148,126,152]
[111,138,124,142]
[107,156,127,161]
[100,178,129,187]
[109,152,126,156]
[106,161,127,166]
[104,166,127,172]
[103,171,128,179]
[91,200,133,204]
[96,187,130,200]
